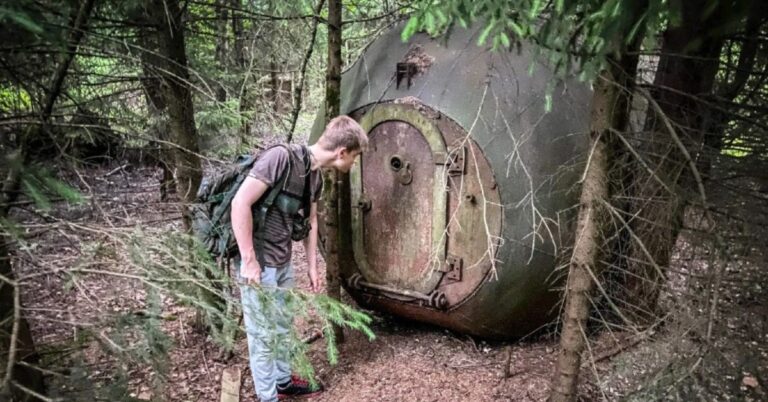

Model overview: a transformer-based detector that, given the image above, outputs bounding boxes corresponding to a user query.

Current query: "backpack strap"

[299,145,312,217]
[253,145,292,267]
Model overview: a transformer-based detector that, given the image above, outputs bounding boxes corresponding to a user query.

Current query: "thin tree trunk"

[215,0,229,102]
[323,0,344,343]
[326,1,342,121]
[231,0,251,140]
[270,61,280,113]
[287,0,326,142]
[549,58,637,401]
[549,13,645,394]
[231,0,244,69]
[41,0,97,118]
[1,0,97,399]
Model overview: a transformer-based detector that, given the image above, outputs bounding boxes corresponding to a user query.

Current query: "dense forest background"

[1,0,767,401]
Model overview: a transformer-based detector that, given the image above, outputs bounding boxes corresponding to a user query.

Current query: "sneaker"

[277,375,323,399]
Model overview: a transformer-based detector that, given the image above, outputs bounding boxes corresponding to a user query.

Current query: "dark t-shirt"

[247,145,322,267]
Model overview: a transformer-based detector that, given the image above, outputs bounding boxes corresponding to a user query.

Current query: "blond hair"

[317,115,368,152]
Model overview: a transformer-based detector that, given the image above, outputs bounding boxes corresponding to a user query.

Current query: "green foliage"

[282,290,375,383]
[125,228,236,347]
[19,167,85,211]
[0,3,44,34]
[0,86,32,112]
[720,136,752,158]
[0,157,84,229]
[403,0,669,80]
[50,225,375,397]
[90,290,173,377]
[119,228,375,385]
[46,355,133,401]
[38,305,165,400]
[196,99,243,135]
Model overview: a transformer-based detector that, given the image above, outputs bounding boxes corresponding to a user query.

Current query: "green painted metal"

[311,22,591,339]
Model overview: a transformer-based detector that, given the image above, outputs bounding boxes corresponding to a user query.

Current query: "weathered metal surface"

[351,104,451,295]
[348,273,448,309]
[310,22,591,339]
[348,102,504,312]
[359,119,434,288]
[435,108,503,309]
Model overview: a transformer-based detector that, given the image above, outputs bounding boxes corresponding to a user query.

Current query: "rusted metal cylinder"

[310,24,590,339]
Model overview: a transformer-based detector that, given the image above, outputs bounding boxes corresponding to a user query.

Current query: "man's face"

[333,147,362,173]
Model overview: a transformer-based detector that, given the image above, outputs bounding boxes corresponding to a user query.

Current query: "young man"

[231,115,367,402]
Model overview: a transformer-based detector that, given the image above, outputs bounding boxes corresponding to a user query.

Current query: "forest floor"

[13,162,768,401]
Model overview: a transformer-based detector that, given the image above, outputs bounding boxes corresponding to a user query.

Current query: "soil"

[11,162,767,401]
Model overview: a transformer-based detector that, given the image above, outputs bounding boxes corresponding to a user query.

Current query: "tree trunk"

[215,0,229,102]
[143,0,225,335]
[549,18,644,397]
[231,0,245,69]
[231,0,251,141]
[625,0,744,322]
[138,28,175,201]
[549,54,639,401]
[149,0,202,231]
[270,61,280,113]
[323,0,344,343]
[326,1,342,121]
[1,0,96,399]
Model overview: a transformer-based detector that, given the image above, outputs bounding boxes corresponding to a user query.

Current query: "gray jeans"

[239,263,294,402]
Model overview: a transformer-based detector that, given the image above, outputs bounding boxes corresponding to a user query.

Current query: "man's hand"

[241,258,262,286]
[308,267,320,293]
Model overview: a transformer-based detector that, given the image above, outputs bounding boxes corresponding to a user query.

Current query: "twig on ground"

[104,164,128,177]
[302,329,323,344]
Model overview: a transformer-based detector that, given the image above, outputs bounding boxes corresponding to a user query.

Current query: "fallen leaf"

[742,375,759,388]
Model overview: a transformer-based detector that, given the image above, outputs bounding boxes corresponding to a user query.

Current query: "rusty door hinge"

[439,146,466,176]
[434,147,466,176]
[440,255,463,282]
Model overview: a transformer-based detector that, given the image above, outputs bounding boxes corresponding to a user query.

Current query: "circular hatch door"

[350,104,448,294]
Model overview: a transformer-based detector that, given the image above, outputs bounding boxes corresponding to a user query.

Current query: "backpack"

[191,145,312,261]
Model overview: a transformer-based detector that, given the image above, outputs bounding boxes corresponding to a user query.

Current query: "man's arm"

[302,202,320,292]
[231,176,270,284]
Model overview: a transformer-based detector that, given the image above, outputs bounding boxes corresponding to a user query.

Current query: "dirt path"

[15,163,765,401]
